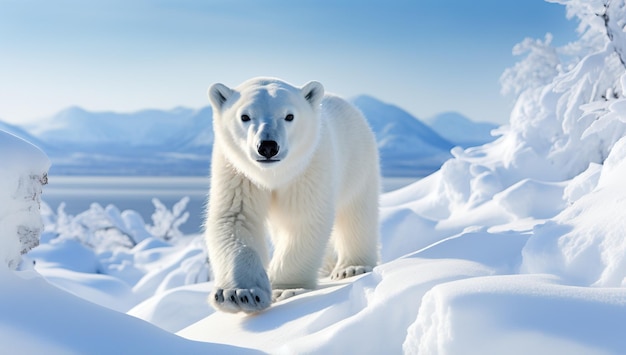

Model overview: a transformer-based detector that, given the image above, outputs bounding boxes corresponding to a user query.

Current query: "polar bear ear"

[208,83,234,111]
[301,81,324,108]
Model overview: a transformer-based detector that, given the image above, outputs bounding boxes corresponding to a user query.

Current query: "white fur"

[205,77,380,313]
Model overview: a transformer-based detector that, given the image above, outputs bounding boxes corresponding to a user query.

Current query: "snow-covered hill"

[6,95,468,177]
[425,111,499,148]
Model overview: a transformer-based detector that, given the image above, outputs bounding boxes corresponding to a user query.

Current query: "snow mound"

[0,136,245,352]
[0,130,49,268]
[128,282,214,333]
[522,138,626,287]
[179,257,494,354]
[404,275,626,355]
[0,267,253,354]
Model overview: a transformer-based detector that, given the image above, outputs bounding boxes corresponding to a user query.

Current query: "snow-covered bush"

[147,197,190,241]
[30,199,209,311]
[44,197,191,252]
[33,197,208,300]
[0,130,49,268]
[52,202,142,252]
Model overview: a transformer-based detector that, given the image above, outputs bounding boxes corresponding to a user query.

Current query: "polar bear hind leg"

[329,178,380,280]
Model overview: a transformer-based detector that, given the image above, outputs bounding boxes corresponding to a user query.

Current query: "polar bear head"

[208,77,325,189]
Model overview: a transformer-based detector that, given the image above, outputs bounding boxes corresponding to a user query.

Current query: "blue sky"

[0,0,577,125]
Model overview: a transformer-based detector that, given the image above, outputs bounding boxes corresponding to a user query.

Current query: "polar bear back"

[319,94,380,204]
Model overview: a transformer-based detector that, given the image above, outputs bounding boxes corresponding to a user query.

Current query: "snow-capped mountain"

[425,112,499,148]
[26,106,213,152]
[22,107,214,176]
[3,96,490,177]
[350,95,455,177]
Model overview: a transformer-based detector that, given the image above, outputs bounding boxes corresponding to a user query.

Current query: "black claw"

[241,295,249,303]
[215,294,219,301]
[255,295,261,303]
[230,295,236,302]
[342,271,347,278]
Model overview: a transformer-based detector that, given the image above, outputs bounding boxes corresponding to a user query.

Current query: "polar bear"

[204,77,380,313]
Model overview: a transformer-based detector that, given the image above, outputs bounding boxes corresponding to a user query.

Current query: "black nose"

[258,140,279,159]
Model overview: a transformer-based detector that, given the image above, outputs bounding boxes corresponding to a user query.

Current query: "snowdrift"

[0,127,249,354]
[0,130,49,267]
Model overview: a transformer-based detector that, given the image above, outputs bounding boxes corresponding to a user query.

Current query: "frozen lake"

[43,176,419,234]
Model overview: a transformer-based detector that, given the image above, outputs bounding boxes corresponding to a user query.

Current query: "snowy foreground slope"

[0,127,247,353]
[4,1,626,353]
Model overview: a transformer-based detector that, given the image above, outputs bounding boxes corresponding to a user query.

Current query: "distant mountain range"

[425,112,499,148]
[1,96,499,177]
[352,96,455,177]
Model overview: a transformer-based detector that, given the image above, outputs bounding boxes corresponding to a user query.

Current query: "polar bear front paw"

[330,265,372,280]
[211,287,271,314]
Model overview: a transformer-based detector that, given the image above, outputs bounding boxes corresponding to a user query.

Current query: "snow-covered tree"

[425,0,626,219]
[53,203,140,252]
[46,197,191,252]
[500,33,562,98]
[552,0,626,91]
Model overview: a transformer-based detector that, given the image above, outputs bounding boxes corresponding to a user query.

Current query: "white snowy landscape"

[3,1,626,354]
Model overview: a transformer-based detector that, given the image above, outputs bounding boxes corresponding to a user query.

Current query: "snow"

[3,1,626,352]
[404,274,626,355]
[0,130,49,267]
[0,268,253,354]
[521,137,626,287]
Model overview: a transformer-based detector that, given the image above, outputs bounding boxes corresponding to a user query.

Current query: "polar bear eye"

[285,114,294,122]
[241,114,251,122]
